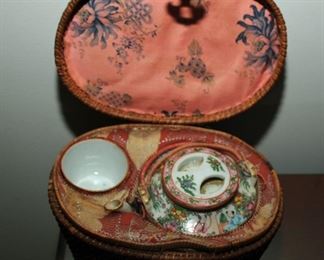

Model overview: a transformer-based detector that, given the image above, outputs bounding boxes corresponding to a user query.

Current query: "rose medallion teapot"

[138,143,258,237]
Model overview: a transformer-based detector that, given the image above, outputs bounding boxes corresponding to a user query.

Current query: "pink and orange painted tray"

[52,124,281,251]
[55,0,287,123]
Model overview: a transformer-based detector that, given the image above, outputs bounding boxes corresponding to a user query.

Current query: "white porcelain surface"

[172,152,230,198]
[61,139,128,192]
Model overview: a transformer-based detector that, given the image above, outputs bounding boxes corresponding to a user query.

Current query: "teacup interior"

[61,139,128,192]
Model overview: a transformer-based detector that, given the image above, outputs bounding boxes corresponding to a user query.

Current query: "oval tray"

[51,124,281,251]
[55,0,287,123]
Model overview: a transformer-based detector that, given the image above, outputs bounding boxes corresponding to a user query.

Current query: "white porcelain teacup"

[61,138,129,192]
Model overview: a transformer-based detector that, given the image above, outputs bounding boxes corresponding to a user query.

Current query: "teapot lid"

[55,0,287,123]
[162,145,240,211]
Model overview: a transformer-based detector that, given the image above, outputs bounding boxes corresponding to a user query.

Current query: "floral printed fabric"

[167,40,215,88]
[236,5,279,69]
[71,0,155,49]
[71,0,123,48]
[64,0,281,117]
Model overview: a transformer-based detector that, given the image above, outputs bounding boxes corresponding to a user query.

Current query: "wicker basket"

[48,124,284,259]
[50,0,287,258]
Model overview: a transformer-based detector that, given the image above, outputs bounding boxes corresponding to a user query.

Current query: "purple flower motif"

[71,0,123,48]
[116,47,128,59]
[120,36,143,54]
[124,0,153,27]
[121,36,137,49]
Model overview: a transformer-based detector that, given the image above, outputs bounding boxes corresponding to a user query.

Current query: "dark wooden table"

[58,175,324,260]
[262,175,324,260]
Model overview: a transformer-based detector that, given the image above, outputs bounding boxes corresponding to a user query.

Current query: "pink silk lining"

[64,0,280,117]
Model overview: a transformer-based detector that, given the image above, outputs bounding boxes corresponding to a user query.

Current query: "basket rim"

[54,0,287,124]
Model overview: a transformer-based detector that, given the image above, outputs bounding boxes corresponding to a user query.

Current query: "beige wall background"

[0,0,323,259]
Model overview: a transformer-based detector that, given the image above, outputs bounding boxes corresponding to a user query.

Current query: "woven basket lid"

[55,0,287,124]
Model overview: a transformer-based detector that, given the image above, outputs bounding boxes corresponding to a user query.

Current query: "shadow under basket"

[49,177,283,260]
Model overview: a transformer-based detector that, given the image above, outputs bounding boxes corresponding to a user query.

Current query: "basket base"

[49,179,283,260]
[62,229,274,260]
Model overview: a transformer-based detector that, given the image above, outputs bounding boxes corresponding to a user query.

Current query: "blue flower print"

[71,0,123,48]
[124,0,153,27]
[236,5,279,69]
